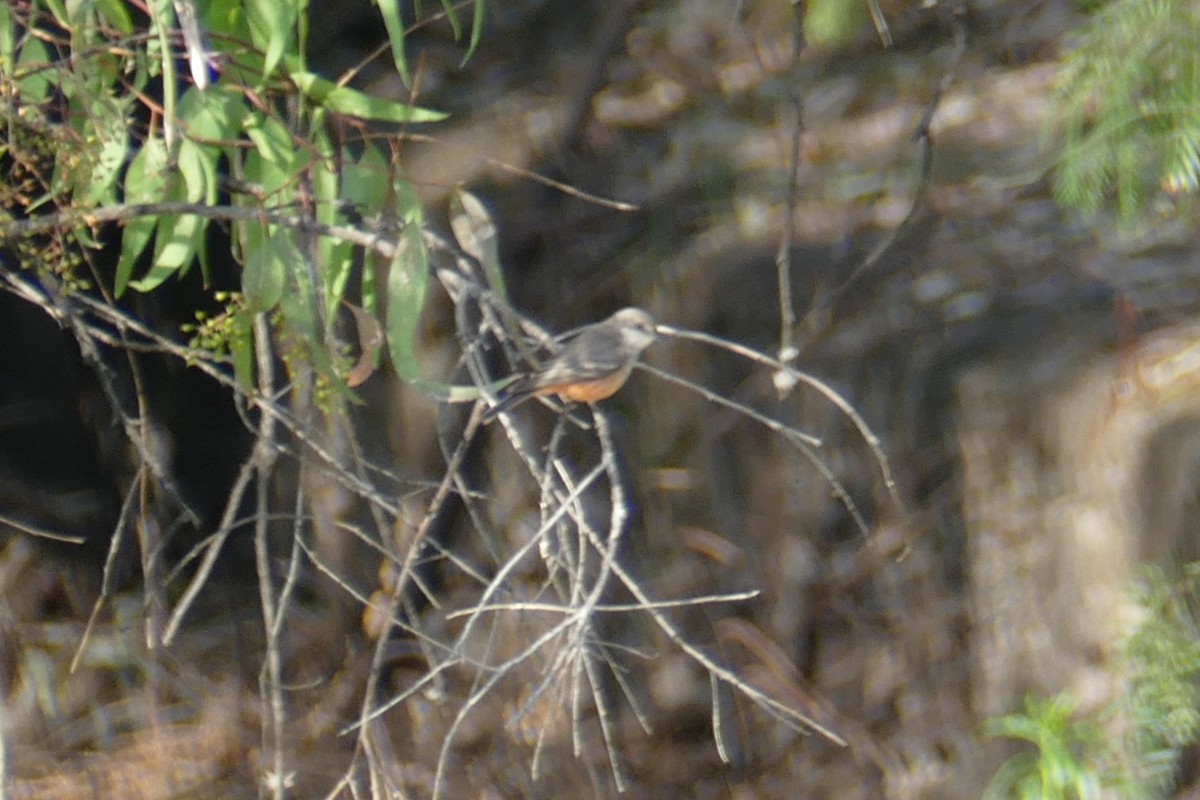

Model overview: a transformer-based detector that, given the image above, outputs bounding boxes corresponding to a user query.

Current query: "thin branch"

[774,1,806,394]
[251,313,288,800]
[0,510,85,544]
[71,472,142,672]
[399,133,639,211]
[0,271,413,522]
[442,590,761,618]
[161,457,257,644]
[651,324,901,511]
[814,1,967,313]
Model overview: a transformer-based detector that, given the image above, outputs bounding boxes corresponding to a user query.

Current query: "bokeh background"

[5,0,1200,797]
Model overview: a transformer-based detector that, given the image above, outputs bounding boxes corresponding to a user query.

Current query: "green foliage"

[1055,0,1200,221]
[0,0,486,396]
[1122,563,1200,796]
[983,695,1104,800]
[984,564,1200,800]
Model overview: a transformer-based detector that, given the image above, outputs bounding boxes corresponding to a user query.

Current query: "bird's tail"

[481,378,534,423]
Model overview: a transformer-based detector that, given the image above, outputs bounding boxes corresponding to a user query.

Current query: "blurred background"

[5,0,1200,797]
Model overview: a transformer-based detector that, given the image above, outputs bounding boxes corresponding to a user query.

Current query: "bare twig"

[71,473,142,672]
[653,324,901,511]
[250,313,288,800]
[774,2,806,395]
[0,510,85,544]
[814,1,968,315]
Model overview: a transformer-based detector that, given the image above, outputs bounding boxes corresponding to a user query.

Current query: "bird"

[483,307,658,422]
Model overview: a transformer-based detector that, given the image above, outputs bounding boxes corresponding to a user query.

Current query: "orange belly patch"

[539,370,630,404]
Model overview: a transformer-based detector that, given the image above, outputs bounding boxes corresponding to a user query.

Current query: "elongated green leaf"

[312,133,352,319]
[280,271,318,345]
[129,230,187,291]
[15,37,53,104]
[361,250,379,319]
[290,70,446,123]
[193,142,218,283]
[116,218,157,296]
[130,160,201,292]
[177,138,208,202]
[86,135,128,206]
[375,0,410,86]
[322,84,446,123]
[243,111,293,165]
[198,142,218,206]
[95,0,135,35]
[380,222,478,402]
[311,129,339,228]
[386,225,429,384]
[343,143,392,213]
[242,225,289,312]
[460,0,486,67]
[439,0,462,40]
[41,0,69,28]
[116,139,170,295]
[138,139,214,283]
[246,0,297,79]
[206,0,251,42]
[230,308,256,390]
[393,174,423,225]
[0,4,13,76]
[243,116,305,205]
[134,213,201,290]
[122,138,170,202]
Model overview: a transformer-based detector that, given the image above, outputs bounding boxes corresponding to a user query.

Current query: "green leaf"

[141,139,215,283]
[343,143,392,213]
[178,138,209,203]
[379,220,479,402]
[133,213,201,291]
[312,133,353,319]
[386,224,430,384]
[0,4,13,77]
[15,36,53,104]
[393,175,423,225]
[179,85,243,142]
[95,0,135,35]
[230,308,256,390]
[243,111,294,166]
[460,0,486,68]
[375,0,410,86]
[242,225,289,312]
[81,106,130,207]
[311,129,339,226]
[280,277,318,344]
[243,116,305,203]
[290,70,447,123]
[361,249,379,319]
[132,159,203,292]
[116,139,170,295]
[116,217,157,297]
[439,0,463,40]
[206,0,251,41]
[41,0,70,28]
[246,0,298,79]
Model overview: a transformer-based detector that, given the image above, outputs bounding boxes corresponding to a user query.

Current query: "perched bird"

[483,307,657,422]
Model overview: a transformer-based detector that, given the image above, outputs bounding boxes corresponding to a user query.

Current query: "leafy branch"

[1054,0,1200,221]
